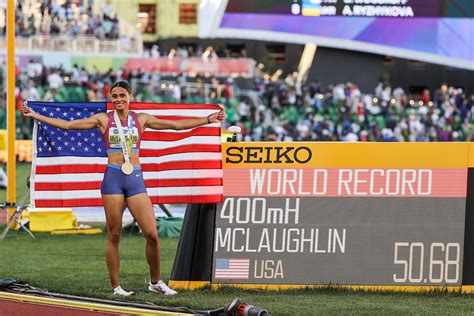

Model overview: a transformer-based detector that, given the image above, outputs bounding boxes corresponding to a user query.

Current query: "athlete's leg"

[102,194,126,289]
[126,193,161,281]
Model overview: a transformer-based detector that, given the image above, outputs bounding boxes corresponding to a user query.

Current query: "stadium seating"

[0,49,471,143]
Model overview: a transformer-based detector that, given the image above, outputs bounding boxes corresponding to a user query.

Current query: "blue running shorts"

[101,164,147,197]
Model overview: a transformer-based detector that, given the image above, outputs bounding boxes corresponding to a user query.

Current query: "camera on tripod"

[227,126,241,143]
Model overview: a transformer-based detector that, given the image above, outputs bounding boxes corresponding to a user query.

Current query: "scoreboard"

[225,0,474,18]
[217,0,474,70]
[212,143,474,290]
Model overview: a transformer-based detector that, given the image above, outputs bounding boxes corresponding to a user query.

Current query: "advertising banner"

[124,57,255,77]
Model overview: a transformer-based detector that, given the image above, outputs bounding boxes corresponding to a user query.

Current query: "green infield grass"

[0,162,31,204]
[0,230,473,315]
[1,163,474,314]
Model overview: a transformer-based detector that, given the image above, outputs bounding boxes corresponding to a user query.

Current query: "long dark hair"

[111,80,132,94]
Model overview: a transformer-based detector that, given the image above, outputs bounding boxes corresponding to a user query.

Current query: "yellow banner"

[0,139,33,163]
[0,130,6,150]
[3,140,474,168]
[223,142,470,168]
[469,143,474,168]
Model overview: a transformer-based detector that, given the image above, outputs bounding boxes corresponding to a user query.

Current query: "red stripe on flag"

[35,194,223,207]
[35,160,221,174]
[139,144,221,157]
[35,181,103,191]
[107,102,222,110]
[150,194,223,204]
[34,178,222,191]
[145,178,223,187]
[152,115,200,120]
[35,198,104,207]
[36,164,106,174]
[142,127,220,141]
[141,160,222,172]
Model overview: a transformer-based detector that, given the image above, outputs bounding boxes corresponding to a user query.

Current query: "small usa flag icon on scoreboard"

[214,258,250,279]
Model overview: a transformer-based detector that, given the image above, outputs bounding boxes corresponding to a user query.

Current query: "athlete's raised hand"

[207,110,226,123]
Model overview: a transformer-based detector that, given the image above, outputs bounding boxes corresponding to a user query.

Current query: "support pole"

[6,0,16,214]
[169,203,216,290]
[169,127,240,290]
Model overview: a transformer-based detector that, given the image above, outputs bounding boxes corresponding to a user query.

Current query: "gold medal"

[121,162,134,175]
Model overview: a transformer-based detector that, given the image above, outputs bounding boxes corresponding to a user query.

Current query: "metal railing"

[132,78,264,108]
[0,35,143,55]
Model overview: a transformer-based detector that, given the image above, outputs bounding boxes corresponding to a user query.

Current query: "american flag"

[214,258,250,279]
[28,101,224,207]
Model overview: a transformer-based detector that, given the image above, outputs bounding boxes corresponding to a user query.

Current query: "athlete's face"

[111,86,131,110]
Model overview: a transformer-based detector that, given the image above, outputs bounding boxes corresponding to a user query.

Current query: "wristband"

[207,116,211,124]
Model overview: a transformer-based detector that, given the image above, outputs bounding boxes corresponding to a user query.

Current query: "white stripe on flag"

[34,186,223,199]
[35,173,104,182]
[142,169,223,179]
[147,186,223,196]
[34,169,223,182]
[34,153,221,166]
[34,189,102,199]
[144,123,220,132]
[35,156,108,166]
[133,109,219,116]
[139,152,222,164]
[140,136,221,148]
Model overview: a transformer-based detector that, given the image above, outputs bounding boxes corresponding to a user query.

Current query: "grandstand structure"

[0,0,142,55]
[0,0,473,143]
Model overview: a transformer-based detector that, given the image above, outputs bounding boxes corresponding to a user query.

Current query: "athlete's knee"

[142,229,158,244]
[108,231,121,245]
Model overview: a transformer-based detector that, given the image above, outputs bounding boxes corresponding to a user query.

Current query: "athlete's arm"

[22,104,106,130]
[140,111,225,131]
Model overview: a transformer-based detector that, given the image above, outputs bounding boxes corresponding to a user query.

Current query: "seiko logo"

[225,146,312,164]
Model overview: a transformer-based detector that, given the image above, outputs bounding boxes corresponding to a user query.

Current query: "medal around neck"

[113,111,135,175]
[121,162,134,175]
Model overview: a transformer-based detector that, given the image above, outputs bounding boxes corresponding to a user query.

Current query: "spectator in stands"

[102,0,113,21]
[3,0,123,40]
[25,80,40,101]
[202,46,218,62]
[150,45,160,58]
[7,58,473,143]
[173,83,182,102]
[47,68,63,91]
